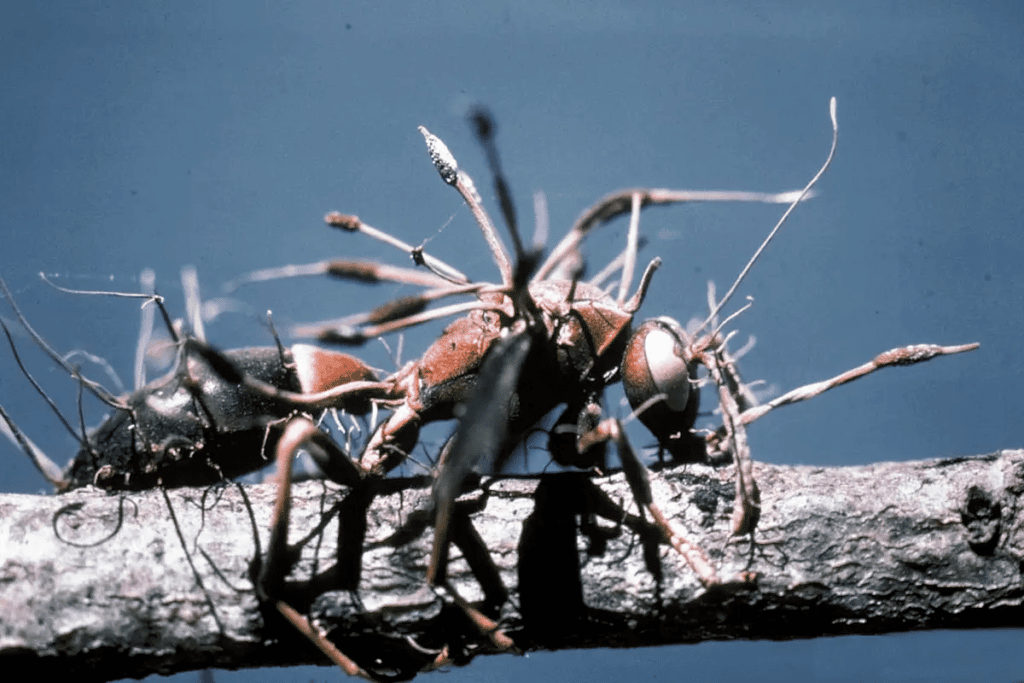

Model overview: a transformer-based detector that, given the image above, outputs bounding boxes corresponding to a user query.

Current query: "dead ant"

[0,271,416,680]
[0,271,386,493]
[227,98,977,676]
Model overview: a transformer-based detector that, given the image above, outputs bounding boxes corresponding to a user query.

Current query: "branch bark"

[2,450,1023,681]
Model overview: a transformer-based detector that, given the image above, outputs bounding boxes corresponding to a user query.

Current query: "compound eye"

[643,324,690,411]
[621,319,691,413]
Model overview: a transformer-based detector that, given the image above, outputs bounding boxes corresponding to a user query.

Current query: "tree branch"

[2,450,1023,681]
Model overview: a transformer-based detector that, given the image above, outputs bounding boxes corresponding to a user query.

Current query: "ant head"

[621,317,695,415]
[619,316,705,463]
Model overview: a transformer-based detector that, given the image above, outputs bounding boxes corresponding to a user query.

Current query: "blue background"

[1,2,1022,682]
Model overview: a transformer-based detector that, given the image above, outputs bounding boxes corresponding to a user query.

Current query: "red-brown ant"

[232,99,979,676]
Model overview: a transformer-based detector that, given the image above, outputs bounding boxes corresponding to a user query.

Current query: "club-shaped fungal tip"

[418,125,459,186]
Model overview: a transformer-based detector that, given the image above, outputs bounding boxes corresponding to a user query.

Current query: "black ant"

[0,270,400,677]
[0,271,386,492]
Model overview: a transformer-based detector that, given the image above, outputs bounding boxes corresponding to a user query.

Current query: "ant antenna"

[40,272,158,300]
[39,270,180,364]
[0,277,122,408]
[697,97,839,336]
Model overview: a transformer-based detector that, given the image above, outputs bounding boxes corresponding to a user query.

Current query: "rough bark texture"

[2,450,1023,681]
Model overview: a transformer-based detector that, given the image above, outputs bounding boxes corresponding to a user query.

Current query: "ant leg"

[258,417,375,680]
[446,503,509,612]
[700,345,760,536]
[646,294,758,533]
[0,400,65,487]
[429,502,515,652]
[275,601,376,681]
[442,581,516,651]
[428,327,535,586]
[581,418,719,586]
[466,106,524,258]
[260,416,367,587]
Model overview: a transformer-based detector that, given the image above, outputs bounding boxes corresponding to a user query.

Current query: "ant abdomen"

[63,346,308,491]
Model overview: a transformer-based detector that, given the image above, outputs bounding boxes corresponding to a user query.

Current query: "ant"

[230,97,978,676]
[0,270,387,493]
[0,270,415,679]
